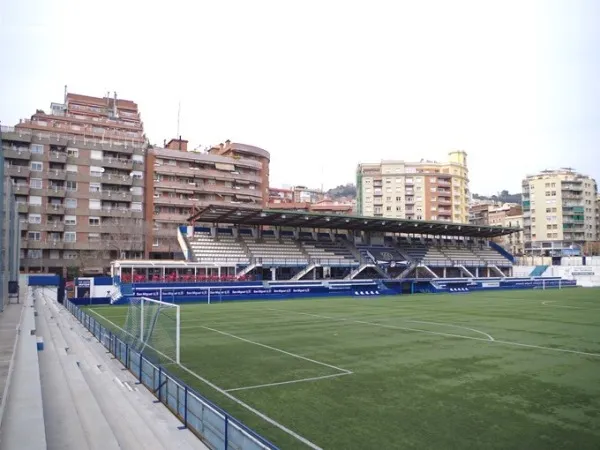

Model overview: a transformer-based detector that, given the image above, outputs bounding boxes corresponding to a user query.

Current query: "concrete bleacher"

[298,235,357,264]
[0,281,206,450]
[243,234,308,265]
[471,243,512,266]
[188,230,250,264]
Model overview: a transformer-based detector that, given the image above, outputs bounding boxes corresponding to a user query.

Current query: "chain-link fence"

[1,132,22,312]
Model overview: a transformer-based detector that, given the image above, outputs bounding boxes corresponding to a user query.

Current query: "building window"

[28,214,41,224]
[88,233,101,242]
[90,150,102,160]
[89,183,101,193]
[30,178,42,189]
[28,195,42,206]
[90,166,103,177]
[30,161,43,172]
[65,215,77,225]
[65,198,77,209]
[27,250,42,259]
[67,148,79,157]
[27,232,41,241]
[66,164,78,173]
[64,232,76,242]
[31,144,44,154]
[66,181,77,191]
[89,199,101,210]
[89,217,100,226]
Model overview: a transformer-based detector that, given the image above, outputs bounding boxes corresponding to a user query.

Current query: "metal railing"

[65,300,278,450]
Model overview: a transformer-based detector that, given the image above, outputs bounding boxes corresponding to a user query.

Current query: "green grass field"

[88,288,600,450]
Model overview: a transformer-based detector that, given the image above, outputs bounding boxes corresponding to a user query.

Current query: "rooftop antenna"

[176,101,181,138]
[63,85,67,104]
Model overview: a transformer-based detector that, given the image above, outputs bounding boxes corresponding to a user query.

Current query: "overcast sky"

[1,0,598,195]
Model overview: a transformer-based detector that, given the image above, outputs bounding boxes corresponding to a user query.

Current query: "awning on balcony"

[215,163,235,172]
[234,194,255,201]
[235,179,250,185]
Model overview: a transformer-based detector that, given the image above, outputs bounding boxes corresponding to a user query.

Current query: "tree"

[75,217,152,274]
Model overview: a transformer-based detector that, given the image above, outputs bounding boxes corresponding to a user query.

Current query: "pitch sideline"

[87,308,326,450]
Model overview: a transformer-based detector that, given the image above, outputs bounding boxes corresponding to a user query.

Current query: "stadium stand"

[471,242,512,266]
[299,233,358,264]
[179,205,519,280]
[188,229,250,264]
[356,245,407,265]
[242,232,308,266]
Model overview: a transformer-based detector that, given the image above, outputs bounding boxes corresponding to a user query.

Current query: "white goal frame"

[129,296,181,364]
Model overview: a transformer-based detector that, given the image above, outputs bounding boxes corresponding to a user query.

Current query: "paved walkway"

[0,296,25,429]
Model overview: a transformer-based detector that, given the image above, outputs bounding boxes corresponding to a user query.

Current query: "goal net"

[121,297,180,364]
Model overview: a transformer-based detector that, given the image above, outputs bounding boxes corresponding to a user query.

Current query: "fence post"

[183,386,188,428]
[125,343,129,369]
[157,366,162,402]
[139,352,143,382]
[224,416,229,449]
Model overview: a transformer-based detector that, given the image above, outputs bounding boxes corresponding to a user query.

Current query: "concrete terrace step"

[37,294,119,450]
[36,298,90,450]
[49,308,169,449]
[49,300,206,450]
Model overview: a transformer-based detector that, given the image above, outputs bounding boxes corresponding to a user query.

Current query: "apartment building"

[356,150,469,223]
[522,168,598,255]
[484,204,524,256]
[145,139,269,258]
[469,201,498,225]
[3,91,146,275]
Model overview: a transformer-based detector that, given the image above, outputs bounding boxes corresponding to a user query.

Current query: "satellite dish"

[99,167,105,173]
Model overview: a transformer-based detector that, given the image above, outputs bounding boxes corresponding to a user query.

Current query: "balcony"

[2,145,31,160]
[45,221,65,232]
[153,195,196,207]
[49,151,67,163]
[47,169,67,181]
[17,203,28,213]
[22,239,45,249]
[47,187,67,198]
[13,184,30,196]
[5,166,30,178]
[102,157,134,170]
[153,212,192,223]
[100,191,132,202]
[98,208,134,218]
[47,204,65,215]
[438,198,452,205]
[101,173,133,186]
[152,228,178,237]
[19,221,28,231]
[0,126,32,143]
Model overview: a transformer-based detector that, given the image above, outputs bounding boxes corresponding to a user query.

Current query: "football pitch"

[88,288,600,450]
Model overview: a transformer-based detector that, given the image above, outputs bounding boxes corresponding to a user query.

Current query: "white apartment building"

[356,150,469,223]
[522,168,598,255]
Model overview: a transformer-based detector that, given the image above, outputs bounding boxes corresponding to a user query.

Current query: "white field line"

[406,320,495,341]
[195,324,352,375]
[226,372,353,393]
[266,308,495,342]
[268,308,600,358]
[541,301,600,310]
[87,309,325,450]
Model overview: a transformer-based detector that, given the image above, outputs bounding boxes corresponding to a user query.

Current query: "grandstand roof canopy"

[188,205,519,238]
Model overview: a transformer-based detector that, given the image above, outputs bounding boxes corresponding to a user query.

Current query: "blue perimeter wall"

[70,277,577,306]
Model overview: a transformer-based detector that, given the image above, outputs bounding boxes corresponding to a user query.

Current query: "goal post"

[122,296,180,364]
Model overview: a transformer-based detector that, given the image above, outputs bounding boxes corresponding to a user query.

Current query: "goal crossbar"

[123,296,181,364]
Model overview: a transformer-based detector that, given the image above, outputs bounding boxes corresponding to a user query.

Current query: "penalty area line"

[268,308,600,358]
[226,371,353,393]
[86,309,326,450]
